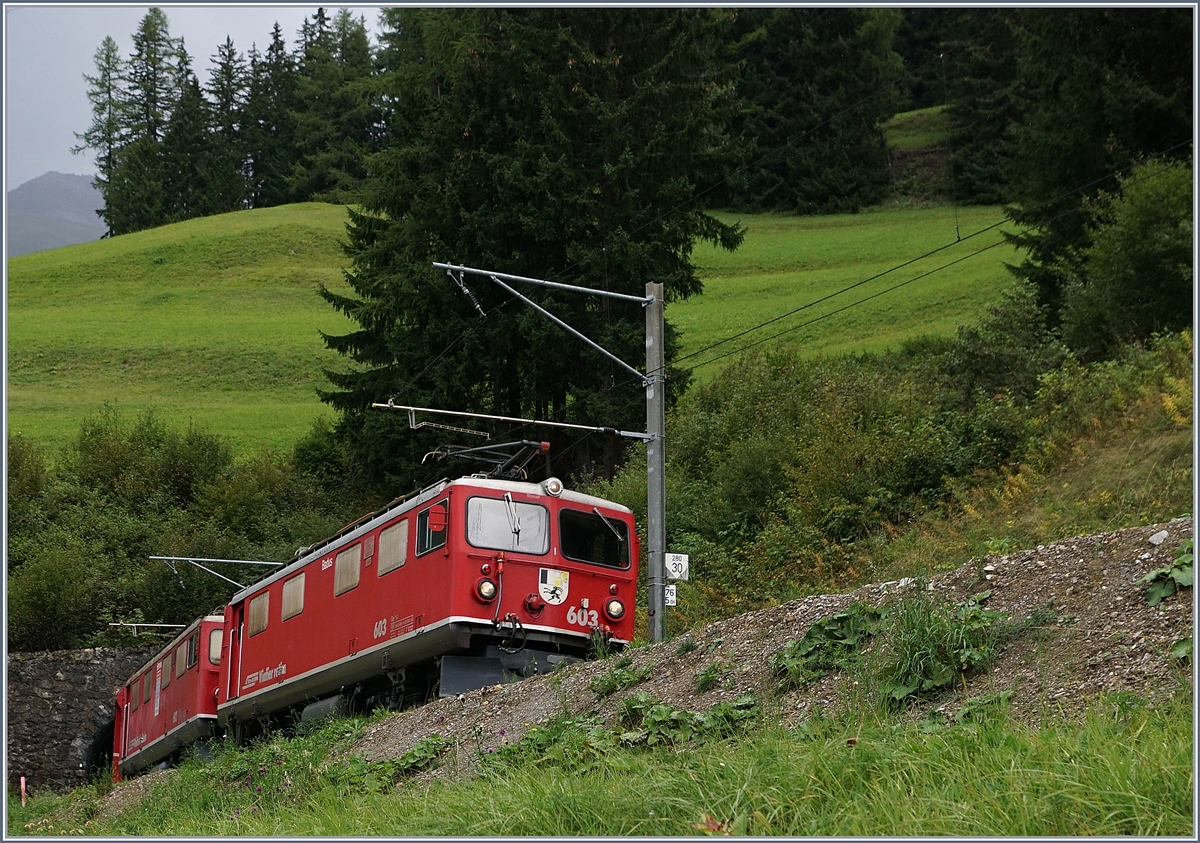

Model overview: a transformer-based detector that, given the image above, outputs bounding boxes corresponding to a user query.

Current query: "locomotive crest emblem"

[538,568,569,605]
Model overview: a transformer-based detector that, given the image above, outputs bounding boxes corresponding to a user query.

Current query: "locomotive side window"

[186,631,199,669]
[175,643,187,678]
[466,496,549,554]
[416,501,448,555]
[377,519,408,576]
[143,674,153,704]
[334,544,361,596]
[161,655,171,689]
[248,592,270,636]
[560,508,630,569]
[131,678,140,711]
[282,573,306,620]
[208,629,222,665]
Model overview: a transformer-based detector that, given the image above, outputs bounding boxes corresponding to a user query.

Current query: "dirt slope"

[351,518,1194,778]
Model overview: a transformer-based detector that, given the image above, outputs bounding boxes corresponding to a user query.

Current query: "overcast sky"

[3,3,382,189]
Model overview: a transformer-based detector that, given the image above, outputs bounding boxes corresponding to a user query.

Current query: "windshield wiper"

[504,493,522,548]
[592,507,626,544]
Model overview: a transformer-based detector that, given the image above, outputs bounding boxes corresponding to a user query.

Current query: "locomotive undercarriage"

[221,619,604,747]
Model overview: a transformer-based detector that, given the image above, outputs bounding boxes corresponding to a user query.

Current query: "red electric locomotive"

[109,472,639,778]
[112,615,224,780]
[218,475,638,741]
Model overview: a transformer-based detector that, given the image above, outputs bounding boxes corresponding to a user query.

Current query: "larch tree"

[72,35,126,235]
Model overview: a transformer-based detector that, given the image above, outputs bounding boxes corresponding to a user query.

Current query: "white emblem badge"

[538,568,569,605]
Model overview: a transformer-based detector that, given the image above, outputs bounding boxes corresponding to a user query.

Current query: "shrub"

[1059,158,1193,361]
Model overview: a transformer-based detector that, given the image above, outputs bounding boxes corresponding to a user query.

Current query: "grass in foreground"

[9,687,1192,837]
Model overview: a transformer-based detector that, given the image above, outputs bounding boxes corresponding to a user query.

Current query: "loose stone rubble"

[349,517,1193,778]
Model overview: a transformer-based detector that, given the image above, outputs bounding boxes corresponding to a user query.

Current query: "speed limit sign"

[665,552,690,581]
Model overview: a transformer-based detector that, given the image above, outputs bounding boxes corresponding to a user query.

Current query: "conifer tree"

[102,7,189,234]
[727,8,904,214]
[243,24,298,208]
[319,8,744,486]
[72,35,126,235]
[1004,8,1192,323]
[287,8,377,203]
[204,36,250,211]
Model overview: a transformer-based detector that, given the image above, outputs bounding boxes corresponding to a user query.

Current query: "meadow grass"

[9,686,1191,837]
[881,104,953,151]
[9,202,1017,457]
[7,203,355,456]
[675,205,1020,382]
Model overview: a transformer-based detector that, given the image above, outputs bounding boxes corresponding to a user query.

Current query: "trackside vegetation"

[9,684,1192,836]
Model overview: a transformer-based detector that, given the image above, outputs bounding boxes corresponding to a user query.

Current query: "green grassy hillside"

[7,204,355,455]
[676,205,1019,381]
[8,201,1020,456]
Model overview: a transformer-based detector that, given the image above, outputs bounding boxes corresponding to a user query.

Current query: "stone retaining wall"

[7,646,158,793]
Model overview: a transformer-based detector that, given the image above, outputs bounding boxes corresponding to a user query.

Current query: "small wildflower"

[497,728,506,736]
[251,806,259,813]
[256,786,262,792]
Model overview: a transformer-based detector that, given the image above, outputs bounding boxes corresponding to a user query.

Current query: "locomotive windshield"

[466,495,549,554]
[560,508,630,568]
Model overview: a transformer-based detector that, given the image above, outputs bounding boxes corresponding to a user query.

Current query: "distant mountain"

[7,172,105,257]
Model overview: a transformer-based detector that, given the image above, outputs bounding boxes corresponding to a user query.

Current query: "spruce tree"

[243,23,298,208]
[204,36,250,211]
[103,7,188,233]
[727,8,904,214]
[1004,8,1193,323]
[287,8,377,203]
[318,8,743,487]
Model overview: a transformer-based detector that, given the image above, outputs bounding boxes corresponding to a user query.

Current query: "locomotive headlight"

[541,477,564,497]
[604,598,626,621]
[476,578,498,601]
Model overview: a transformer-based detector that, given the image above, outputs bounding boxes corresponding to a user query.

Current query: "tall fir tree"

[72,35,126,235]
[318,8,744,487]
[1004,8,1193,323]
[203,36,250,212]
[727,8,905,214]
[103,7,189,234]
[243,23,298,208]
[162,58,223,222]
[287,8,378,203]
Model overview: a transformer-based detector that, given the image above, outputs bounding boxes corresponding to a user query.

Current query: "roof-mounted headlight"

[541,477,564,497]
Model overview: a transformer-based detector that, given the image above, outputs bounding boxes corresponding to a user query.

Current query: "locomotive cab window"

[186,631,199,669]
[560,508,630,569]
[377,519,408,576]
[416,501,448,555]
[131,678,140,711]
[467,495,549,554]
[161,655,171,689]
[208,629,222,665]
